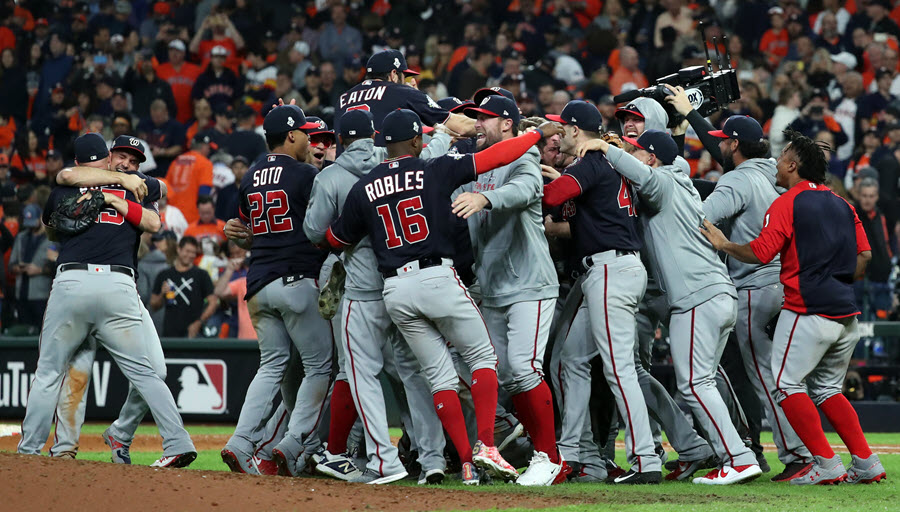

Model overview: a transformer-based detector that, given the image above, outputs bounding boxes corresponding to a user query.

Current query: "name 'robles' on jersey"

[364,169,425,202]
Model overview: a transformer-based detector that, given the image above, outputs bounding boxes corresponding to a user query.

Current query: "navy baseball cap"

[340,109,376,138]
[74,133,110,163]
[110,134,147,162]
[303,116,334,138]
[545,100,603,133]
[623,130,679,165]
[465,95,521,126]
[193,130,221,150]
[473,87,515,105]
[615,102,645,121]
[438,96,475,113]
[263,105,317,135]
[382,109,423,143]
[366,49,419,76]
[22,203,41,228]
[709,116,765,142]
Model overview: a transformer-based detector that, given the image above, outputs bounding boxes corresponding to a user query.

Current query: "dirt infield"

[0,452,583,512]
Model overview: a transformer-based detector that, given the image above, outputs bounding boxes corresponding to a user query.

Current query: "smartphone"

[810,105,824,116]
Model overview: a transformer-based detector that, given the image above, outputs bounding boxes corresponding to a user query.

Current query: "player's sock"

[326,379,357,454]
[780,393,835,458]
[470,368,499,446]
[820,394,873,459]
[514,382,560,464]
[432,390,473,464]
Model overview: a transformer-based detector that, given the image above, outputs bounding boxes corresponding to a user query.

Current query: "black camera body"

[614,26,742,128]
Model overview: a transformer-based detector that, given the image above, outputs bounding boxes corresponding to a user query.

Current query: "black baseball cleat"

[612,469,661,485]
[772,461,813,482]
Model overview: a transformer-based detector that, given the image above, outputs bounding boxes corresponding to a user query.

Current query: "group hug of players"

[18,49,887,489]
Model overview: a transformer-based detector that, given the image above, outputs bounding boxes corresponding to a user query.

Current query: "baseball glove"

[602,132,625,149]
[318,259,346,320]
[50,190,106,235]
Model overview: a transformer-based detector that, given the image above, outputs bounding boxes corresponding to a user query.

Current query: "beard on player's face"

[721,141,736,172]
[475,116,504,151]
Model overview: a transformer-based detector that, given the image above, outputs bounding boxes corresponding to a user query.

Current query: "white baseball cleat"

[693,464,762,485]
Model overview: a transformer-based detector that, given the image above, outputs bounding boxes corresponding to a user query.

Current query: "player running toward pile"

[701,129,886,485]
[325,109,562,484]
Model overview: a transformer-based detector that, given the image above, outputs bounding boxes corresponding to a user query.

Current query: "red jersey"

[750,181,870,318]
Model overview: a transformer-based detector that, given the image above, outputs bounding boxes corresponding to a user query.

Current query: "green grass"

[13,424,900,511]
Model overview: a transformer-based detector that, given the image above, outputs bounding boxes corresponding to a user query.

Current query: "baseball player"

[451,95,565,486]
[701,129,886,485]
[334,49,474,154]
[304,109,453,484]
[18,133,196,468]
[221,104,333,477]
[541,100,659,484]
[49,135,172,464]
[582,129,762,485]
[324,109,562,484]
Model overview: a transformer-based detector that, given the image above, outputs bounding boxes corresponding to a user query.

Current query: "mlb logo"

[389,161,399,169]
[268,156,276,162]
[165,359,227,414]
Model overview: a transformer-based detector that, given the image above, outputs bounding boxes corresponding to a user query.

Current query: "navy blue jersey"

[330,153,477,272]
[239,153,328,299]
[335,80,450,152]
[44,174,161,271]
[565,152,642,259]
[449,136,477,155]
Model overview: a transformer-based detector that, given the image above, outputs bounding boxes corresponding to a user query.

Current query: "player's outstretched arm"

[472,123,564,175]
[444,113,477,138]
[58,167,149,201]
[101,192,161,233]
[700,219,762,264]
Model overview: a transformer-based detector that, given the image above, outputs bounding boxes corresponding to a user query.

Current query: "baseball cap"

[211,45,229,57]
[709,116,765,142]
[304,116,334,137]
[830,51,857,69]
[74,133,110,163]
[545,100,603,133]
[36,18,49,27]
[473,87,515,106]
[232,155,249,166]
[623,130,679,165]
[340,109,376,138]
[47,149,62,160]
[22,204,41,229]
[115,0,131,14]
[366,49,419,76]
[615,102,645,121]
[168,39,186,52]
[876,67,894,80]
[437,96,476,113]
[52,82,65,94]
[382,109,423,142]
[768,6,784,15]
[153,2,171,16]
[193,130,221,150]
[263,105,317,135]
[292,40,310,56]
[111,134,148,162]
[465,95,521,126]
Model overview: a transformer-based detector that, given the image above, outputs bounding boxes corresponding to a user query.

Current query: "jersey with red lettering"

[335,80,450,152]
[749,180,870,318]
[239,153,328,299]
[329,153,477,273]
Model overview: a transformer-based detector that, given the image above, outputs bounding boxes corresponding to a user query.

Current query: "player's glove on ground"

[51,190,106,235]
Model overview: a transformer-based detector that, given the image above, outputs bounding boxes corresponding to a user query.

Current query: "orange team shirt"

[759,29,789,68]
[167,150,213,224]
[155,61,203,124]
[609,68,649,96]
[184,218,227,246]
[227,277,256,339]
[0,117,16,150]
[197,38,241,74]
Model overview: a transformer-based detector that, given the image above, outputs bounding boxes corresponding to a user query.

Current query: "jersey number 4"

[617,177,637,217]
[248,190,293,235]
[376,196,429,249]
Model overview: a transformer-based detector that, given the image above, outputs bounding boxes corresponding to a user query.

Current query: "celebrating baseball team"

[17,47,889,489]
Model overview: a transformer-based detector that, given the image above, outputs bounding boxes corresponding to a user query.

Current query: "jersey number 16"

[376,196,430,249]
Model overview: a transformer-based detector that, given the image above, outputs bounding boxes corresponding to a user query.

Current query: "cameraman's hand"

[671,118,690,137]
[663,85,694,116]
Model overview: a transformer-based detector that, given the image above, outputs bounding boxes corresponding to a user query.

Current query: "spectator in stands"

[9,204,50,333]
[166,133,214,224]
[215,155,248,221]
[185,97,214,144]
[788,89,848,149]
[41,150,63,187]
[287,40,313,91]
[10,130,47,185]
[155,39,202,124]
[192,45,242,111]
[128,57,177,122]
[34,34,73,119]
[158,192,188,240]
[109,112,157,175]
[769,87,803,156]
[609,46,647,95]
[184,195,227,249]
[859,68,896,133]
[834,71,864,162]
[854,178,894,321]
[0,48,28,125]
[151,236,217,338]
[299,66,330,119]
[457,45,495,101]
[866,0,900,39]
[138,99,186,177]
[190,12,245,69]
[318,5,362,74]
[653,0,694,49]
[138,229,175,335]
[223,105,266,164]
[214,245,255,340]
[273,69,303,108]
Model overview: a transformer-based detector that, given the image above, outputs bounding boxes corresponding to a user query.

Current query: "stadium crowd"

[0,0,898,363]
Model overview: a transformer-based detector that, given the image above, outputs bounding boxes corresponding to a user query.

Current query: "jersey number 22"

[248,190,293,235]
[376,196,429,249]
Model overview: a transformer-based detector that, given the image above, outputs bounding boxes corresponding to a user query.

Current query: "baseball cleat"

[54,451,76,460]
[221,447,261,475]
[461,462,480,485]
[102,428,131,465]
[665,456,717,481]
[272,437,311,477]
[151,451,197,468]
[771,461,813,482]
[516,451,564,486]
[498,423,525,452]
[350,468,408,484]
[418,468,446,485]
[604,460,626,483]
[655,445,668,467]
[255,457,279,475]
[693,464,762,485]
[572,463,607,483]
[612,469,661,485]
[756,452,771,473]
[472,440,519,481]
[846,454,887,484]
[314,450,363,481]
[790,455,847,485]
